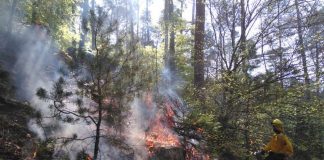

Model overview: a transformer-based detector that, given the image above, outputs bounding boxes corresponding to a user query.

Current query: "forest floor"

[0,97,38,160]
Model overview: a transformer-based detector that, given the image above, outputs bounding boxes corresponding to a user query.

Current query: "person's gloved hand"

[254,150,265,160]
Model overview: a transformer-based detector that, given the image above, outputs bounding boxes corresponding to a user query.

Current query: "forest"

[0,0,323,160]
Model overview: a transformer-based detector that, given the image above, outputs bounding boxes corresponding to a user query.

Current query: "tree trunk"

[169,0,176,72]
[277,0,284,87]
[129,0,135,45]
[164,0,170,59]
[137,0,140,38]
[93,73,103,159]
[315,42,320,95]
[294,1,310,155]
[240,1,250,157]
[145,0,150,45]
[193,0,205,89]
[230,0,236,70]
[240,0,247,74]
[180,0,184,18]
[31,0,39,24]
[79,0,89,50]
[7,0,18,34]
[91,0,96,49]
[295,0,310,99]
[93,99,102,160]
[191,0,195,67]
[192,0,196,25]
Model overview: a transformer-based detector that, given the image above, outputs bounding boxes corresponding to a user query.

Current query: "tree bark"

[193,0,205,89]
[93,88,102,160]
[169,0,176,72]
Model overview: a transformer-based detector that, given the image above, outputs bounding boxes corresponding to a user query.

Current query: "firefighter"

[257,119,293,160]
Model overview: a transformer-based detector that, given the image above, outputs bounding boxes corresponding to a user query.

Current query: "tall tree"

[37,6,137,159]
[193,0,205,89]
[169,0,176,72]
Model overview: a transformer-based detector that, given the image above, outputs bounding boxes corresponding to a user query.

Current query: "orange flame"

[143,92,180,155]
[142,92,210,159]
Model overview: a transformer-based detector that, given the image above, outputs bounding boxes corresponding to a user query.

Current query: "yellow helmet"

[272,119,284,132]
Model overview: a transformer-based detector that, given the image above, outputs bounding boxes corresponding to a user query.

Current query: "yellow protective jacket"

[263,133,293,157]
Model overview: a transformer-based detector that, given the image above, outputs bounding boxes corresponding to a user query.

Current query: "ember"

[142,92,181,157]
[129,85,210,159]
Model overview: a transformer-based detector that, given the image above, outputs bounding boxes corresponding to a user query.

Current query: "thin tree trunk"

[164,0,170,58]
[145,0,150,45]
[260,17,268,72]
[240,0,247,74]
[7,0,18,34]
[295,0,310,98]
[191,0,196,65]
[180,0,184,34]
[93,51,103,159]
[180,0,184,18]
[31,0,39,24]
[277,0,284,87]
[137,0,140,38]
[315,43,320,95]
[91,0,96,49]
[294,1,310,154]
[230,0,236,70]
[93,90,102,160]
[129,0,135,45]
[79,0,89,50]
[192,0,196,25]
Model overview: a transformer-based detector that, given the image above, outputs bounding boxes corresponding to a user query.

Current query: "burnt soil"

[0,97,37,160]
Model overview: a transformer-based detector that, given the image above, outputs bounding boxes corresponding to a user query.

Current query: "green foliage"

[36,88,48,100]
[2,0,322,159]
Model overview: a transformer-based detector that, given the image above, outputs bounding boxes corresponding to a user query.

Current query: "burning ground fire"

[142,92,180,155]
[138,92,209,160]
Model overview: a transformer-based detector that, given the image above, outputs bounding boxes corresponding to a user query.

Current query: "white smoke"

[0,26,101,159]
[126,96,155,159]
[126,66,186,159]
